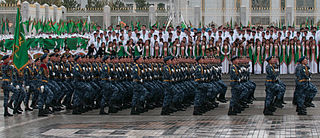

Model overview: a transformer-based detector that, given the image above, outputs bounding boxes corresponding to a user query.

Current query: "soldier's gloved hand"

[71,73,73,77]
[52,72,55,76]
[40,86,44,93]
[108,77,111,80]
[26,86,30,93]
[140,79,143,83]
[16,85,20,90]
[10,83,13,85]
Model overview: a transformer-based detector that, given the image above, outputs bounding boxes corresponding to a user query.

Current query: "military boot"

[99,107,108,115]
[263,107,273,115]
[217,94,227,103]
[193,106,203,115]
[297,107,307,115]
[8,100,14,110]
[25,103,33,111]
[228,107,237,115]
[130,107,140,115]
[4,107,13,117]
[72,106,82,115]
[161,106,170,115]
[30,101,39,109]
[304,98,315,108]
[13,103,22,114]
[38,109,48,117]
[274,99,284,108]
[281,97,286,104]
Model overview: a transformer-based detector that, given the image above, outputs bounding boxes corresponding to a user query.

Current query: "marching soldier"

[228,56,249,115]
[38,54,54,117]
[295,56,318,115]
[264,56,286,115]
[1,55,17,117]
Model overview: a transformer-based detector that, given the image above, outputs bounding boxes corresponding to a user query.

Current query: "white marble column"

[149,5,156,26]
[194,6,200,28]
[44,4,49,20]
[315,0,320,23]
[53,5,57,21]
[286,0,295,25]
[103,5,111,29]
[21,1,29,22]
[270,0,281,24]
[224,0,235,24]
[241,0,250,26]
[35,2,40,20]
[61,6,66,20]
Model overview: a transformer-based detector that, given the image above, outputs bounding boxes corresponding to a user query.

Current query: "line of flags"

[1,17,98,34]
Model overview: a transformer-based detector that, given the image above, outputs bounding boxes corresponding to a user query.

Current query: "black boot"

[99,107,108,115]
[13,103,22,114]
[4,107,13,117]
[108,105,118,113]
[25,103,33,111]
[217,94,227,103]
[193,106,202,115]
[281,97,286,104]
[263,107,273,115]
[13,109,22,114]
[31,102,38,109]
[38,109,48,117]
[305,98,315,108]
[228,107,237,115]
[72,106,82,115]
[161,106,170,115]
[44,107,51,114]
[8,100,13,110]
[130,107,140,115]
[297,106,307,115]
[274,99,284,108]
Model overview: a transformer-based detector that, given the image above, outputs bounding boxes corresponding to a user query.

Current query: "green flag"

[23,17,31,32]
[137,21,141,31]
[13,7,28,72]
[181,22,186,29]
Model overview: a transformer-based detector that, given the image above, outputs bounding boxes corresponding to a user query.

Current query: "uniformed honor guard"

[264,56,286,115]
[228,56,249,115]
[1,55,17,117]
[295,56,318,115]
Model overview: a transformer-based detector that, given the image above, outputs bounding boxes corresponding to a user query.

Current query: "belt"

[299,79,309,82]
[133,79,141,82]
[2,79,10,81]
[230,80,239,82]
[42,80,48,83]
[194,79,202,82]
[163,80,171,82]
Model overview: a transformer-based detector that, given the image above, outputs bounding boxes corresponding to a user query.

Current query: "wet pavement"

[1,101,320,137]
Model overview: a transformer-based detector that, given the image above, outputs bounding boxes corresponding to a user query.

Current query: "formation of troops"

[1,48,232,117]
[0,24,319,117]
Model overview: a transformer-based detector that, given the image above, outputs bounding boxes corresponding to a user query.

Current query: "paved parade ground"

[0,101,320,138]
